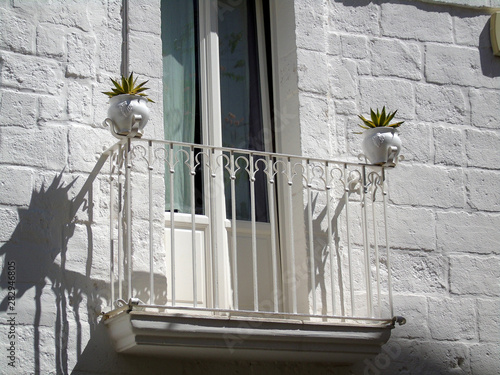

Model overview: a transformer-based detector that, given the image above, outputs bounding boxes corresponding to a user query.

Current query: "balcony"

[98,137,402,362]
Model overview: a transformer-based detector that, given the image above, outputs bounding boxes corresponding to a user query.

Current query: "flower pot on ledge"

[106,94,150,138]
[361,127,401,166]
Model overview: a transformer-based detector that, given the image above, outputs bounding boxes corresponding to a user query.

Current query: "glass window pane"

[162,0,202,213]
[219,0,265,151]
[218,0,269,222]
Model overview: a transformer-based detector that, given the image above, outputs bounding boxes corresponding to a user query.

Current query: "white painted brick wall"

[296,0,500,374]
[0,0,498,374]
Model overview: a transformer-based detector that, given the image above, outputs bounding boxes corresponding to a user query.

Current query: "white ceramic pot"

[361,127,401,165]
[106,94,150,137]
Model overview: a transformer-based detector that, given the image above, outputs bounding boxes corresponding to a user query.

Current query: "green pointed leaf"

[134,87,149,94]
[134,80,149,90]
[379,107,387,127]
[358,115,375,128]
[370,109,378,125]
[111,78,122,91]
[388,121,404,128]
[127,72,134,91]
[121,76,128,94]
[384,110,397,126]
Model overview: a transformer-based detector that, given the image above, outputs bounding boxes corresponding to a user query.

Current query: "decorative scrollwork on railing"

[215,152,230,175]
[289,160,304,186]
[253,156,268,183]
[308,162,327,191]
[261,157,275,184]
[163,147,190,175]
[366,171,383,202]
[272,158,288,185]
[234,154,250,179]
[328,166,344,191]
[346,169,362,196]
[193,149,209,175]
[110,144,126,175]
[153,145,168,165]
[129,144,148,166]
[176,148,192,175]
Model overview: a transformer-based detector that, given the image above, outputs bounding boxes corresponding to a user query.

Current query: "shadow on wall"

[0,172,109,374]
[305,192,348,317]
[0,171,168,375]
[72,329,469,375]
[0,172,79,374]
[480,20,500,78]
[349,337,472,374]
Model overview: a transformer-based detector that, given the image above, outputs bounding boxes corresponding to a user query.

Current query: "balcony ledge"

[103,306,394,363]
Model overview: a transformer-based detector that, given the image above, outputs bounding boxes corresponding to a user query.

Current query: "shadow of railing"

[0,172,79,374]
[0,156,168,374]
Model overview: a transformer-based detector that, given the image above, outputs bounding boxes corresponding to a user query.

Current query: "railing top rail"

[113,136,389,170]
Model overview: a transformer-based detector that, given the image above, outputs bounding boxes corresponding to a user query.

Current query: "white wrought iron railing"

[103,137,395,324]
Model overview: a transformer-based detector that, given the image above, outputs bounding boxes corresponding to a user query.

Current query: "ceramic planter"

[106,94,150,137]
[361,127,401,166]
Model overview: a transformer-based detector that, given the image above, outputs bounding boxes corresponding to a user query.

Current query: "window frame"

[161,0,302,312]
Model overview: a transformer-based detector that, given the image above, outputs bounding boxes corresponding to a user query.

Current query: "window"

[161,0,278,310]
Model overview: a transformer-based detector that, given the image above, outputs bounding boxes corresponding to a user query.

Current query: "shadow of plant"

[0,172,79,374]
[0,170,167,374]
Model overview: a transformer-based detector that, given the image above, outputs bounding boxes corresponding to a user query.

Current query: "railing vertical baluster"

[287,157,297,314]
[382,168,394,317]
[148,140,154,304]
[230,151,238,310]
[361,166,373,317]
[325,162,336,316]
[371,173,382,318]
[118,162,123,302]
[250,153,259,311]
[306,160,316,314]
[344,164,354,317]
[210,148,219,309]
[109,154,115,306]
[191,146,197,308]
[125,138,132,300]
[169,144,176,306]
[267,156,279,313]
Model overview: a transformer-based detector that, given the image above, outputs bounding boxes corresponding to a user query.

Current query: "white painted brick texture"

[0,0,498,374]
[298,0,500,374]
[0,1,130,374]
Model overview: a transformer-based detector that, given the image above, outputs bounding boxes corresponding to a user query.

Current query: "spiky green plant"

[102,72,155,103]
[357,107,403,131]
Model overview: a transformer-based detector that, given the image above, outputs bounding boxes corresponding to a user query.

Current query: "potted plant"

[357,107,404,166]
[102,72,154,138]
